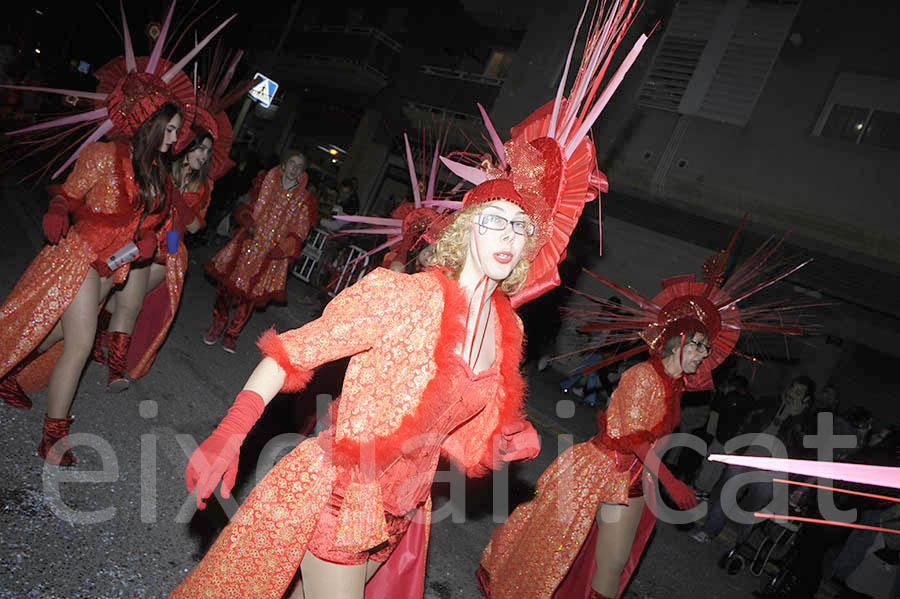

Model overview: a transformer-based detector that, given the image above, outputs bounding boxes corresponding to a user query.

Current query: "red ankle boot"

[92,309,112,364]
[589,590,613,599]
[106,331,132,392]
[38,413,76,466]
[0,349,42,410]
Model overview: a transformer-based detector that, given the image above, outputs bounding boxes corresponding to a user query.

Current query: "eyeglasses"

[475,213,536,236]
[687,339,712,354]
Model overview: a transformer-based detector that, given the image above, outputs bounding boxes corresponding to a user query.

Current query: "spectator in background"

[693,373,754,493]
[692,375,815,544]
[337,177,359,215]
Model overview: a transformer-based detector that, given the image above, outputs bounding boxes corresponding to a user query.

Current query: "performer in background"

[203,150,318,353]
[0,1,232,465]
[478,221,816,599]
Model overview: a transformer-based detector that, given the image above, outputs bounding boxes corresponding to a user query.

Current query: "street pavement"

[0,181,765,598]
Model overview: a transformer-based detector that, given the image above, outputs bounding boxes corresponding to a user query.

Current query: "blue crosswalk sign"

[249,72,279,108]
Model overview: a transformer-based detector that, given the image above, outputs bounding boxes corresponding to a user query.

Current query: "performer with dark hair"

[0,2,232,465]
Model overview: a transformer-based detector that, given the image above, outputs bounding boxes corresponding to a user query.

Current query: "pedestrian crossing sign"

[249,73,278,108]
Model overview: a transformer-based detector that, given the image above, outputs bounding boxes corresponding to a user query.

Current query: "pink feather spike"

[213,50,244,103]
[565,34,647,160]
[404,133,421,208]
[349,237,403,265]
[6,107,109,135]
[147,0,177,74]
[162,14,237,84]
[340,227,402,235]
[51,120,115,179]
[440,156,487,186]
[426,137,441,203]
[334,215,401,226]
[708,455,900,491]
[120,0,136,72]
[477,103,507,168]
[423,199,463,210]
[549,0,591,138]
[0,85,106,102]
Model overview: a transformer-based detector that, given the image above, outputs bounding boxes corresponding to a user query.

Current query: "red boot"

[92,309,112,364]
[0,349,43,410]
[38,413,76,466]
[222,300,253,354]
[106,331,132,392]
[204,286,231,345]
[589,590,613,599]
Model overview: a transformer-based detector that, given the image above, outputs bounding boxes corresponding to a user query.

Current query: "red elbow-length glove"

[633,441,698,510]
[498,420,541,462]
[43,196,70,243]
[186,390,266,509]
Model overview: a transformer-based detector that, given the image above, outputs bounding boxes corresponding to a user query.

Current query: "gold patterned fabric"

[0,141,164,382]
[170,268,528,598]
[204,167,315,306]
[480,360,681,598]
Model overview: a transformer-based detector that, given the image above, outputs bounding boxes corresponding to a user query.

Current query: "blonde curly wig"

[427,202,534,295]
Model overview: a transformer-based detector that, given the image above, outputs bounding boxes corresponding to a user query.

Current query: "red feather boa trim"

[256,328,314,392]
[329,270,525,476]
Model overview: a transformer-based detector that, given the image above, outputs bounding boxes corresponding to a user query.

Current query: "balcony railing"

[285,25,401,79]
[408,65,504,116]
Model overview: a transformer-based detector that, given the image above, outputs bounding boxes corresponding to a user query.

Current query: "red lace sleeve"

[598,362,670,453]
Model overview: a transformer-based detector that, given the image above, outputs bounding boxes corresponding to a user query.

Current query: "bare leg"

[108,264,151,334]
[295,551,367,599]
[365,558,383,583]
[45,268,114,418]
[146,262,166,291]
[592,496,646,597]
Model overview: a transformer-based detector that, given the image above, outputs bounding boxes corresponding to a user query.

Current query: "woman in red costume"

[94,110,218,388]
[203,150,319,352]
[0,98,182,465]
[0,1,236,465]
[477,222,816,599]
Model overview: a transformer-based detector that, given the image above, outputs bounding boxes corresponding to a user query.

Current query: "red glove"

[234,203,254,229]
[43,196,70,243]
[135,231,158,261]
[498,420,541,462]
[170,187,197,234]
[186,390,266,509]
[634,441,698,510]
[267,246,288,260]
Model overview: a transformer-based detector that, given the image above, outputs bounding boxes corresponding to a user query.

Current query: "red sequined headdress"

[569,218,818,390]
[2,1,235,179]
[172,44,259,181]
[432,0,649,307]
[332,132,446,266]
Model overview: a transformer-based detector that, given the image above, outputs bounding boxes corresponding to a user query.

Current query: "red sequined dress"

[1,140,167,387]
[478,358,683,599]
[125,177,213,378]
[170,267,527,598]
[204,166,317,306]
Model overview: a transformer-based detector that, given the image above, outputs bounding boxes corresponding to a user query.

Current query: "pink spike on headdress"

[52,120,115,179]
[564,33,647,159]
[334,215,400,227]
[162,14,237,83]
[439,156,487,186]
[477,103,507,169]
[708,454,900,491]
[7,108,109,135]
[147,0,177,74]
[702,214,747,298]
[0,85,106,102]
[120,0,136,72]
[404,133,421,208]
[348,236,403,265]
[426,137,441,204]
[213,49,244,104]
[548,0,590,138]
[423,199,463,210]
